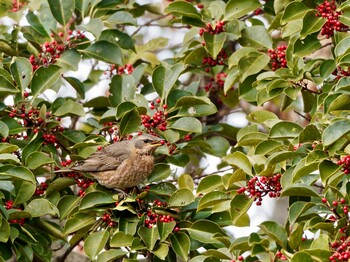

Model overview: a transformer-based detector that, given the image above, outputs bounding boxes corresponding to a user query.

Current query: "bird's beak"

[150,141,162,147]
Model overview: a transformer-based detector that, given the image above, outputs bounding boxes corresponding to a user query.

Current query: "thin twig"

[293,110,311,122]
[131,14,171,37]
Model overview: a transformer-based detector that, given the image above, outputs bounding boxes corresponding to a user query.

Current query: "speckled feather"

[69,134,161,189]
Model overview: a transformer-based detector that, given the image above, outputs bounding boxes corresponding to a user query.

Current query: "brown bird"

[60,134,162,190]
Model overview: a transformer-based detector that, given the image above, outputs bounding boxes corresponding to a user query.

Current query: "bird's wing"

[72,142,132,172]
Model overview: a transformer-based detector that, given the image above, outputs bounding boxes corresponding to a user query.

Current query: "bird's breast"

[92,155,155,189]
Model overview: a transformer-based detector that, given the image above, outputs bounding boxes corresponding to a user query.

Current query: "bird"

[58,133,162,190]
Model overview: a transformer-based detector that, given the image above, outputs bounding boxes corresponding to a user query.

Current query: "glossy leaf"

[84,230,110,260]
[170,232,190,261]
[80,41,123,65]
[138,226,159,250]
[48,0,75,25]
[169,188,195,207]
[31,65,61,99]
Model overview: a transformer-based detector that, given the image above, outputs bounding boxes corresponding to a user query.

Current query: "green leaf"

[230,194,253,226]
[259,221,287,249]
[26,12,50,37]
[0,218,10,243]
[291,251,314,262]
[4,166,35,184]
[288,201,315,226]
[225,0,261,20]
[57,195,81,219]
[238,52,270,82]
[157,220,176,242]
[178,173,194,191]
[97,249,127,262]
[239,26,272,49]
[24,199,59,217]
[197,191,230,211]
[269,121,303,139]
[138,226,159,250]
[169,188,195,207]
[26,152,54,170]
[170,232,190,261]
[106,11,137,26]
[80,41,123,65]
[247,110,278,123]
[165,1,202,19]
[300,12,326,39]
[0,121,9,138]
[205,136,230,157]
[328,94,350,112]
[110,232,134,247]
[56,49,81,71]
[148,163,172,183]
[54,99,85,117]
[64,76,85,99]
[109,74,135,107]
[335,36,350,58]
[170,117,202,133]
[223,152,252,175]
[266,151,304,167]
[319,160,341,186]
[152,243,169,260]
[197,175,223,194]
[0,143,18,153]
[281,2,309,24]
[31,65,61,99]
[64,213,96,235]
[80,191,116,210]
[10,57,33,92]
[99,29,136,51]
[281,184,320,198]
[322,119,350,146]
[119,109,141,136]
[13,180,36,205]
[48,0,75,25]
[84,230,110,261]
[152,64,186,99]
[204,32,227,59]
[186,220,225,244]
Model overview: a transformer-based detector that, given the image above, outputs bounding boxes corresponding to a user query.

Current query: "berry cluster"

[100,122,120,142]
[320,196,350,261]
[237,174,282,206]
[5,200,25,225]
[203,72,227,92]
[199,21,225,36]
[275,251,287,261]
[29,40,65,71]
[101,212,116,227]
[141,98,168,132]
[203,50,228,70]
[268,45,287,71]
[11,0,25,12]
[330,237,350,261]
[337,155,350,174]
[105,64,134,77]
[6,104,64,147]
[332,66,350,80]
[58,160,95,197]
[316,0,348,38]
[29,30,85,71]
[142,200,177,228]
[34,182,48,196]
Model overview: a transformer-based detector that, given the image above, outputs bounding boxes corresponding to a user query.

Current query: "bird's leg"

[114,188,129,201]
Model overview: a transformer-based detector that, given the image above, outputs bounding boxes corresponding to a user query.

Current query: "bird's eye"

[143,139,150,143]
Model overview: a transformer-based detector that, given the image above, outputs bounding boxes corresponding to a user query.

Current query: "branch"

[131,14,171,37]
[293,110,311,122]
